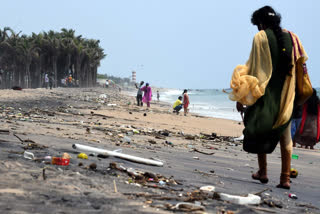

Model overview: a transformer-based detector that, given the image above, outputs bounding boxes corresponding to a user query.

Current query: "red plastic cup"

[52,157,70,166]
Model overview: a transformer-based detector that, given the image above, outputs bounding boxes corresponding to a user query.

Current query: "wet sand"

[0,87,319,213]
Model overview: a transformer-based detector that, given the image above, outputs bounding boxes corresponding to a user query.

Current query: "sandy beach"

[0,87,319,214]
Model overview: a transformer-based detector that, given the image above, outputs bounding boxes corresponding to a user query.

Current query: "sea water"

[161,89,242,121]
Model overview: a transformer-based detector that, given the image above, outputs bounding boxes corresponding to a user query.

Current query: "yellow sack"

[289,31,312,106]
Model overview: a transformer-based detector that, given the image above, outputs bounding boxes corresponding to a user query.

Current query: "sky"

[0,0,319,89]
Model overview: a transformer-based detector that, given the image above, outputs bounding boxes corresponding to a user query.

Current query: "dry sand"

[0,87,319,214]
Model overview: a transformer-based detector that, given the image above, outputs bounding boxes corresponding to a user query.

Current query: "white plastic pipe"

[72,144,163,167]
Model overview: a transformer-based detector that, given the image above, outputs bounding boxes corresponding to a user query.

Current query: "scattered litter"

[52,157,70,166]
[263,199,283,208]
[113,179,118,193]
[193,156,199,160]
[89,163,97,170]
[23,151,35,160]
[62,153,71,159]
[292,154,299,159]
[107,104,117,107]
[200,185,215,192]
[86,127,91,134]
[73,144,164,166]
[123,136,131,143]
[289,193,298,199]
[193,148,214,155]
[290,168,298,178]
[77,153,88,159]
[99,94,107,99]
[219,193,261,205]
[159,181,166,186]
[232,135,244,142]
[165,141,173,146]
[133,129,139,134]
[148,140,157,144]
[173,202,205,212]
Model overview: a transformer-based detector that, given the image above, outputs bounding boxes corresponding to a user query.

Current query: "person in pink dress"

[183,89,190,116]
[141,83,152,108]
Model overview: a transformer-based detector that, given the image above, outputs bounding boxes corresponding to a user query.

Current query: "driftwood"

[192,148,214,155]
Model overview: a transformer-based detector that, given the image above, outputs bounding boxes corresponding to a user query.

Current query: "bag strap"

[295,36,303,56]
[299,103,308,134]
[288,31,304,61]
[288,31,297,62]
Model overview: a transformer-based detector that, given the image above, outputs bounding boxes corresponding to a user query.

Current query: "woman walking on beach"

[229,6,308,189]
[141,83,152,108]
[293,89,320,149]
[183,89,189,116]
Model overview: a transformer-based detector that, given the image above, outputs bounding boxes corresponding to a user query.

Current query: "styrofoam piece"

[99,94,107,99]
[219,193,261,205]
[200,185,215,192]
[23,151,35,160]
[72,144,163,166]
[233,135,244,142]
[107,104,117,107]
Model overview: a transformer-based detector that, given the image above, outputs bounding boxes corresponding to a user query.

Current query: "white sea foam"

[160,88,242,121]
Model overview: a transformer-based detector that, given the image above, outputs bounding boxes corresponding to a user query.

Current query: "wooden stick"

[113,180,118,193]
[42,168,46,180]
[13,134,24,142]
[193,148,214,155]
[253,188,270,196]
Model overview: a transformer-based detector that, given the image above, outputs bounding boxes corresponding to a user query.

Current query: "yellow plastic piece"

[77,153,88,159]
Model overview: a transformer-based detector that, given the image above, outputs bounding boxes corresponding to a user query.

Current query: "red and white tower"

[132,71,136,83]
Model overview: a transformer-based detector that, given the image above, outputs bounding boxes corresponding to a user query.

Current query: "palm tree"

[0,28,105,89]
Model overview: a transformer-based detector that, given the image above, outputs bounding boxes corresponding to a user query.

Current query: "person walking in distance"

[135,81,144,106]
[141,83,152,108]
[157,90,160,102]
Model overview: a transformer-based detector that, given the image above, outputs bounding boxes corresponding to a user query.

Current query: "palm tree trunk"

[52,56,57,87]
[26,62,31,88]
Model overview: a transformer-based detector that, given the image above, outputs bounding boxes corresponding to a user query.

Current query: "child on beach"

[182,89,189,116]
[157,90,160,102]
[173,96,183,114]
[141,83,152,108]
